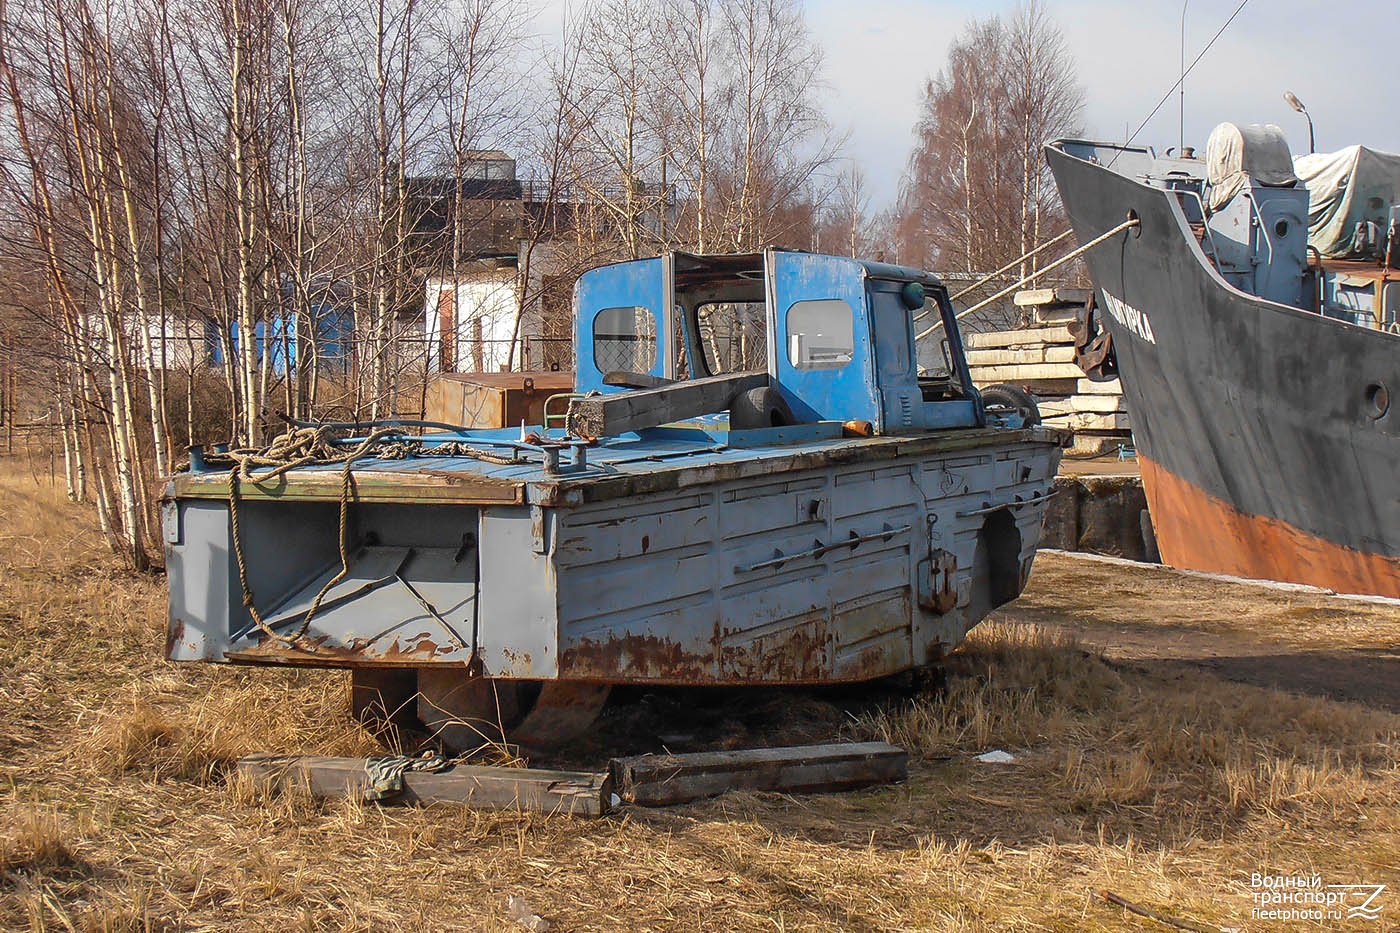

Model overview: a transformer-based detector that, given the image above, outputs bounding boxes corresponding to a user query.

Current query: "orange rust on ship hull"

[1139,455,1400,598]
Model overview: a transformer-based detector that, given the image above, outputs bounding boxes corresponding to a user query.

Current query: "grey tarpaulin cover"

[1294,145,1400,259]
[1205,122,1299,211]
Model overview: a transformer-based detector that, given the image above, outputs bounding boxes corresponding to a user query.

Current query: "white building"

[423,265,521,373]
[422,241,573,374]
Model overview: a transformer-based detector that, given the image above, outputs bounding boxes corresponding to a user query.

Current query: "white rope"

[912,229,1075,324]
[917,216,1140,341]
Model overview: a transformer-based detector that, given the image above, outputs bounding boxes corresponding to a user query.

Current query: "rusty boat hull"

[164,248,1068,748]
[166,424,1063,685]
[1048,144,1400,597]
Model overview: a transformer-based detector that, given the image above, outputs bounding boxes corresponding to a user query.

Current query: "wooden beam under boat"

[237,754,612,817]
[609,742,908,806]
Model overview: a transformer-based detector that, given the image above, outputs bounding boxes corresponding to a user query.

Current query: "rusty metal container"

[425,371,575,429]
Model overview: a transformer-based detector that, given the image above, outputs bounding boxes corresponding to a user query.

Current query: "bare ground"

[1,464,1398,932]
[1014,553,1400,714]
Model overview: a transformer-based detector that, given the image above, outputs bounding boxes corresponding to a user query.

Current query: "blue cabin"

[572,250,983,433]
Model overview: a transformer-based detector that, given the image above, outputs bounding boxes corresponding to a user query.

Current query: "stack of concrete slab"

[1038,378,1131,446]
[964,287,1087,395]
[965,287,1132,456]
[964,323,1081,395]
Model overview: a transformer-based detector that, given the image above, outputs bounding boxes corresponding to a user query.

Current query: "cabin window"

[786,299,854,370]
[593,306,658,374]
[697,302,767,374]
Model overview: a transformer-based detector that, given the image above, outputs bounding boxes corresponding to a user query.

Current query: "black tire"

[980,383,1041,427]
[729,386,796,430]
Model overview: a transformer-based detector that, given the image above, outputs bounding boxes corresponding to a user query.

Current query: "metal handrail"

[543,392,583,434]
[956,489,1057,518]
[1173,187,1221,260]
[735,523,912,573]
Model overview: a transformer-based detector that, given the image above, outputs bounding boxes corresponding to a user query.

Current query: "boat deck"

[173,423,1060,507]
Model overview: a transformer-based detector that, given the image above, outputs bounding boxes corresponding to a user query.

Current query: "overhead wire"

[1109,0,1252,165]
[923,0,1252,333]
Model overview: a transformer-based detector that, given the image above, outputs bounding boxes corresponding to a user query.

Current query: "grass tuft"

[0,808,78,875]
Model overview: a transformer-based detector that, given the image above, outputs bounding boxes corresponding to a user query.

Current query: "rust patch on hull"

[559,633,713,683]
[226,632,459,668]
[165,619,188,659]
[1140,455,1400,598]
[718,618,829,682]
[557,614,903,686]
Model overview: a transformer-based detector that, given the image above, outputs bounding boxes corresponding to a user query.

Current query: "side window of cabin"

[697,301,767,374]
[593,306,658,373]
[786,299,854,370]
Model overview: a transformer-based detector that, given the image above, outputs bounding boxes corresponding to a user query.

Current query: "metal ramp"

[228,545,477,665]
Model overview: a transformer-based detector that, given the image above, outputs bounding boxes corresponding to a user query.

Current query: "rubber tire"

[729,386,796,430]
[980,383,1041,427]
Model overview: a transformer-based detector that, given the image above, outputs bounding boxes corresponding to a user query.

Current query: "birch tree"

[895,0,1082,285]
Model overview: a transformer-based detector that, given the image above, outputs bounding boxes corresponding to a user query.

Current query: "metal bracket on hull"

[956,490,1056,518]
[733,523,913,573]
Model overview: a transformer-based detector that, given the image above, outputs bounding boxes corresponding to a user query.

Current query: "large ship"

[1047,125,1400,597]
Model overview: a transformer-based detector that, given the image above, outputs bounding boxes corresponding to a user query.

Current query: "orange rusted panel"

[1140,455,1400,598]
[426,371,575,429]
[557,615,886,685]
[226,633,456,668]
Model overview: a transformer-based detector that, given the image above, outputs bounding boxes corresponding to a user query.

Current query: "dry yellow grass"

[0,809,76,875]
[2,459,1398,931]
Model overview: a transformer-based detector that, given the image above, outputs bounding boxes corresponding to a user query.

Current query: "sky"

[805,0,1400,208]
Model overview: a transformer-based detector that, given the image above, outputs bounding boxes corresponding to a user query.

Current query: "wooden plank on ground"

[610,741,907,807]
[565,371,767,437]
[238,754,613,818]
[964,325,1075,349]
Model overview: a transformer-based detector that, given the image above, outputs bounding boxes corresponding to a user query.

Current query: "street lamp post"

[1284,91,1315,154]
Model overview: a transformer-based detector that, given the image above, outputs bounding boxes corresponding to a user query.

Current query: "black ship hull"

[1047,145,1400,597]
